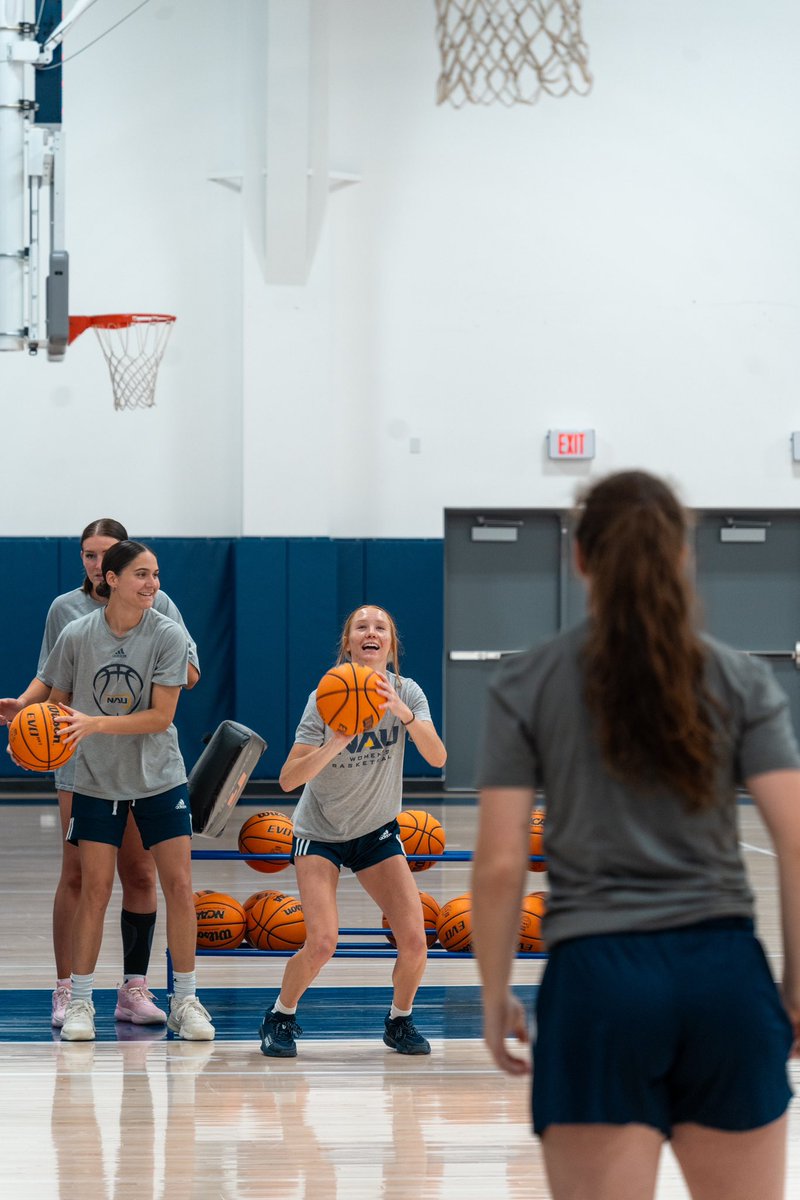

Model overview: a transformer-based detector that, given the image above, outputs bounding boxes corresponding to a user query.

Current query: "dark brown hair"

[95,540,151,600]
[575,471,717,811]
[79,518,128,594]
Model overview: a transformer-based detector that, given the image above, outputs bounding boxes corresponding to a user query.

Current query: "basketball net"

[434,0,592,108]
[68,314,176,411]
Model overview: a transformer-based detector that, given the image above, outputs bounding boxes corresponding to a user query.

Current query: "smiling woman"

[258,604,447,1060]
[0,519,199,1033]
[41,541,214,1044]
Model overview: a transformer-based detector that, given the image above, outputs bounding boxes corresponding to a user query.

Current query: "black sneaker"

[259,1009,302,1058]
[383,1012,431,1055]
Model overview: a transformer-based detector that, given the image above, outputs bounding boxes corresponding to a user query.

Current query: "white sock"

[70,973,93,1003]
[172,971,196,1004]
[390,1004,412,1020]
[273,998,297,1016]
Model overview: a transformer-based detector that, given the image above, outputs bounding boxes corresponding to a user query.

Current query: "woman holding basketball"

[42,539,213,1042]
[0,518,199,1030]
[259,604,446,1058]
[473,471,800,1200]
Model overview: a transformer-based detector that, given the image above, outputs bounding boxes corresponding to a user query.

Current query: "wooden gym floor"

[0,793,797,1199]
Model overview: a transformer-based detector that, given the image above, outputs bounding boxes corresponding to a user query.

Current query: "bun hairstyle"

[95,540,151,600]
[575,471,718,811]
[80,518,129,594]
[336,605,401,676]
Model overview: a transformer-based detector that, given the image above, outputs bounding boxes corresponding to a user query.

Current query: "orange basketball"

[8,702,74,772]
[194,891,247,950]
[382,890,441,949]
[193,888,216,901]
[437,893,472,953]
[238,809,293,874]
[519,892,547,953]
[397,809,446,873]
[315,662,384,737]
[244,889,288,945]
[247,892,306,952]
[528,806,547,873]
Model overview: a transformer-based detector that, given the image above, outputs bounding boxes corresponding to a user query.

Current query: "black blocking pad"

[188,721,268,838]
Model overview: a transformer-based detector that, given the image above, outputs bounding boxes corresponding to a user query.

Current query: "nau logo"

[92,662,145,714]
[346,728,399,754]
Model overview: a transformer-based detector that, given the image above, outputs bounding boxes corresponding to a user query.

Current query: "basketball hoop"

[434,0,592,108]
[68,313,176,411]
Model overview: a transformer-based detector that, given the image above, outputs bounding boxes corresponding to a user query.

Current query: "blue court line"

[0,985,538,1043]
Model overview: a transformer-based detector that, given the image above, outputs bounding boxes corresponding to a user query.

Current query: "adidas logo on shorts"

[175,798,187,810]
[379,828,391,841]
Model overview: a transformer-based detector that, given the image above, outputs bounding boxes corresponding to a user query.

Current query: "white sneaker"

[60,998,96,1042]
[167,995,215,1041]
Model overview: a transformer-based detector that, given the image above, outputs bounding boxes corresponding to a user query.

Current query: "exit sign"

[547,429,595,460]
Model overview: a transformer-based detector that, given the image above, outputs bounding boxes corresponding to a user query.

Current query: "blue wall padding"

[234,539,290,778]
[146,538,237,773]
[0,537,445,782]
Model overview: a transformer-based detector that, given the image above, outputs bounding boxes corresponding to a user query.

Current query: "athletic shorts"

[532,917,794,1139]
[292,818,404,873]
[66,785,192,850]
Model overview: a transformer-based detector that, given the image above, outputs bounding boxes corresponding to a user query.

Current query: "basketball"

[437,893,472,953]
[193,888,216,900]
[194,891,247,950]
[8,702,74,772]
[397,809,446,873]
[247,892,306,952]
[315,661,384,737]
[382,890,441,949]
[519,892,547,953]
[238,809,293,874]
[528,806,547,873]
[243,888,286,915]
[244,889,287,945]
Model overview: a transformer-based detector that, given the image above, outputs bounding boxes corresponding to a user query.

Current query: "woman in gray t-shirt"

[258,604,446,1059]
[0,517,199,1031]
[473,471,800,1200]
[43,540,213,1043]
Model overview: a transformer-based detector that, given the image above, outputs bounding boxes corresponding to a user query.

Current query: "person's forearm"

[279,737,349,792]
[404,718,447,768]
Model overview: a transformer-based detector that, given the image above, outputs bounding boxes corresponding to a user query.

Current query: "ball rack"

[166,848,548,990]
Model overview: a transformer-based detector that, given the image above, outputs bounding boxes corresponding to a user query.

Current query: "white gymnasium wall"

[0,0,243,536]
[1,2,799,537]
[243,0,800,536]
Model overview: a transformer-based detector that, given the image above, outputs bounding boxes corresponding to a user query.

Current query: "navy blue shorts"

[532,918,794,1138]
[66,785,192,850]
[292,818,404,873]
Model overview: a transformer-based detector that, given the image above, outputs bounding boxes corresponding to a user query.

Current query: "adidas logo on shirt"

[112,647,127,658]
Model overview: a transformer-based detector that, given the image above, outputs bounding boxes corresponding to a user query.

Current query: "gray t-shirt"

[35,586,198,790]
[478,622,800,948]
[292,672,432,841]
[43,607,189,801]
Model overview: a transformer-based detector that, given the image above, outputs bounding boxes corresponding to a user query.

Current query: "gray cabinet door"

[444,510,575,790]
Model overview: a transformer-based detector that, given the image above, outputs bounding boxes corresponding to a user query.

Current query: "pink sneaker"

[51,982,72,1028]
[114,980,167,1025]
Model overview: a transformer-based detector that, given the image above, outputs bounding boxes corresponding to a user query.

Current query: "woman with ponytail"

[473,471,800,1200]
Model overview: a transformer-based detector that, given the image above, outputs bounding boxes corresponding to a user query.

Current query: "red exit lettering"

[558,433,584,456]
